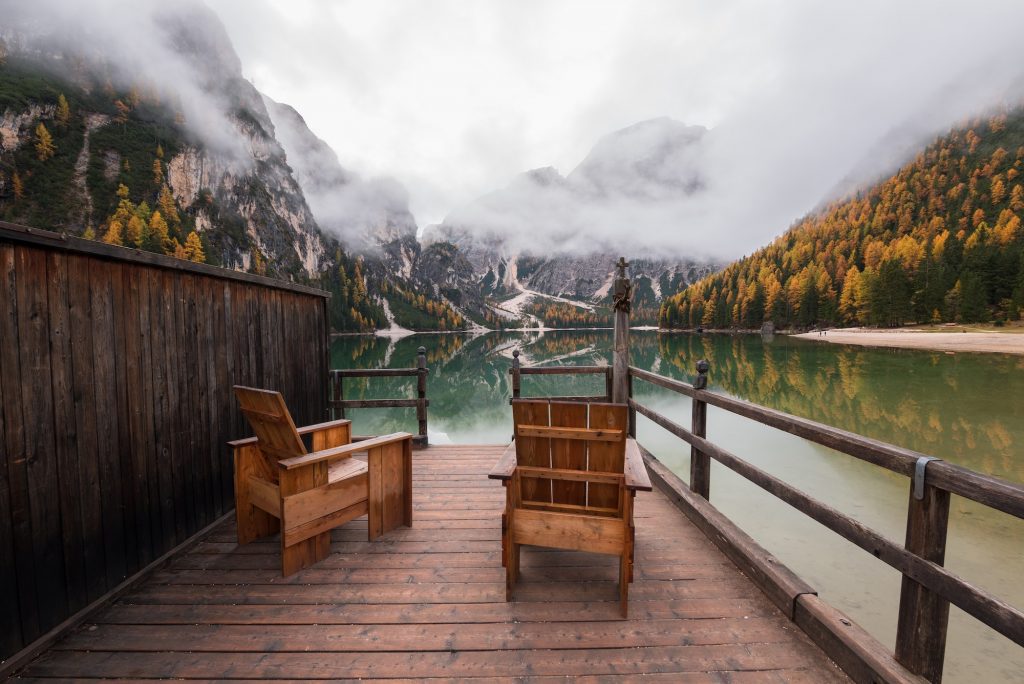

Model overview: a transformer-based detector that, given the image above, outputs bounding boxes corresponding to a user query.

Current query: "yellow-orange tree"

[662,108,1024,328]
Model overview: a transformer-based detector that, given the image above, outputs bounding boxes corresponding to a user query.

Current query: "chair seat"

[328,456,368,484]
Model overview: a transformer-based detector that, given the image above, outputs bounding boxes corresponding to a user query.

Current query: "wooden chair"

[228,386,413,576]
[488,399,652,616]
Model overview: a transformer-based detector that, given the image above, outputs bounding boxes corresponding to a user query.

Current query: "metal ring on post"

[913,456,942,500]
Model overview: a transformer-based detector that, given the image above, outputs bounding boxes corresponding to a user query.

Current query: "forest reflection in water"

[331,330,1023,683]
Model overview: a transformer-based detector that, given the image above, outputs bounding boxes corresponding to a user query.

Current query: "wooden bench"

[489,399,652,616]
[229,386,413,576]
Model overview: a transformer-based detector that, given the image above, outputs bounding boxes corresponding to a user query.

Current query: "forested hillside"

[660,107,1024,329]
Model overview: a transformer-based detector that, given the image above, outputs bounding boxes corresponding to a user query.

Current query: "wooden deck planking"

[17,445,848,682]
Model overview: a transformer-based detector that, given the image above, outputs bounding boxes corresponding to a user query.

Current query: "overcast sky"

[204,0,1024,256]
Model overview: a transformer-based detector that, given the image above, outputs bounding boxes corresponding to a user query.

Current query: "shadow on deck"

[17,445,847,681]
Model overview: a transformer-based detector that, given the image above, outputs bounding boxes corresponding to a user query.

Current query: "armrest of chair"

[488,442,517,481]
[227,418,353,450]
[624,439,653,491]
[278,432,412,471]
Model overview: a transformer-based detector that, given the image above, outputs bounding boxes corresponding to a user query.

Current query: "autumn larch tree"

[55,94,70,126]
[183,232,205,263]
[102,220,125,246]
[11,171,24,202]
[35,123,55,161]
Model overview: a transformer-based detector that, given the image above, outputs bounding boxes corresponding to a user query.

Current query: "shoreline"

[791,327,1024,355]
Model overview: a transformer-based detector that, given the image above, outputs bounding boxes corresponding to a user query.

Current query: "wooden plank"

[282,500,368,547]
[92,261,129,583]
[120,260,154,568]
[0,264,21,656]
[624,439,653,491]
[247,476,282,517]
[0,244,37,647]
[487,442,517,480]
[587,403,627,508]
[550,402,588,506]
[331,368,419,377]
[233,445,279,545]
[516,423,618,440]
[160,268,186,544]
[379,440,407,533]
[512,508,626,555]
[57,617,812,652]
[17,245,69,630]
[44,250,88,613]
[19,643,843,679]
[518,366,608,375]
[109,261,141,575]
[512,400,550,503]
[278,432,411,471]
[67,255,105,600]
[0,221,330,298]
[148,266,175,551]
[282,472,366,528]
[97,597,779,625]
[795,594,927,684]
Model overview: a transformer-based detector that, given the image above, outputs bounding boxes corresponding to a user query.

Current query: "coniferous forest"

[660,107,1024,329]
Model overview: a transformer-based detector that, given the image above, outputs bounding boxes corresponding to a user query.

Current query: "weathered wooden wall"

[0,223,329,663]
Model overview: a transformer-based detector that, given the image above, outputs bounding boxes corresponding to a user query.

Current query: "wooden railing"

[508,349,613,403]
[328,346,429,445]
[627,361,1024,683]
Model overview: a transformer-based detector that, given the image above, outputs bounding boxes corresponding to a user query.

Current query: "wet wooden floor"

[17,445,848,681]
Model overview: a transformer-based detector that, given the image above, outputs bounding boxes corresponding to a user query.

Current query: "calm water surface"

[331,330,1024,683]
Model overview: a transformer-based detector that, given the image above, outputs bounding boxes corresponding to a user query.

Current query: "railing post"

[690,359,710,499]
[511,350,521,399]
[611,257,631,404]
[895,462,951,683]
[627,371,636,438]
[332,370,345,419]
[416,346,429,444]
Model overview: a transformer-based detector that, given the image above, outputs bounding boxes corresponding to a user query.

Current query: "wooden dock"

[15,445,847,681]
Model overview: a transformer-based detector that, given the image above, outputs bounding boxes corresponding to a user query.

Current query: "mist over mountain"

[263,96,418,252]
[435,118,711,258]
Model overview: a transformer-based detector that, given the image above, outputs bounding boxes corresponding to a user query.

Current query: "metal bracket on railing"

[913,456,941,500]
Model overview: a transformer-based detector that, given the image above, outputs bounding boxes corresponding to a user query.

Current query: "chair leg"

[619,552,629,618]
[506,542,519,601]
[628,524,635,583]
[501,513,508,567]
[282,530,330,577]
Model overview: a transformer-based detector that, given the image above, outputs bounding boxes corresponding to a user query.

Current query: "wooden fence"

[0,222,329,665]
[328,346,429,444]
[627,362,1024,683]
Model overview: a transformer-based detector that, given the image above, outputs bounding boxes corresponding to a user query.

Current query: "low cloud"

[2,0,255,165]
[207,0,1024,260]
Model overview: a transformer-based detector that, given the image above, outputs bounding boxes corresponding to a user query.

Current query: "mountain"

[426,118,720,325]
[0,4,482,333]
[0,7,723,333]
[660,107,1024,329]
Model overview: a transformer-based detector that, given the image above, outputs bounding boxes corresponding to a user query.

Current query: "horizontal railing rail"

[329,347,429,444]
[508,349,613,403]
[627,362,1024,683]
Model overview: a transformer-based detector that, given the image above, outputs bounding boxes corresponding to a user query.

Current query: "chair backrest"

[512,399,627,509]
[234,386,306,463]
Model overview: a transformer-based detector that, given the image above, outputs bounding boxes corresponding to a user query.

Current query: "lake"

[331,330,1024,683]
